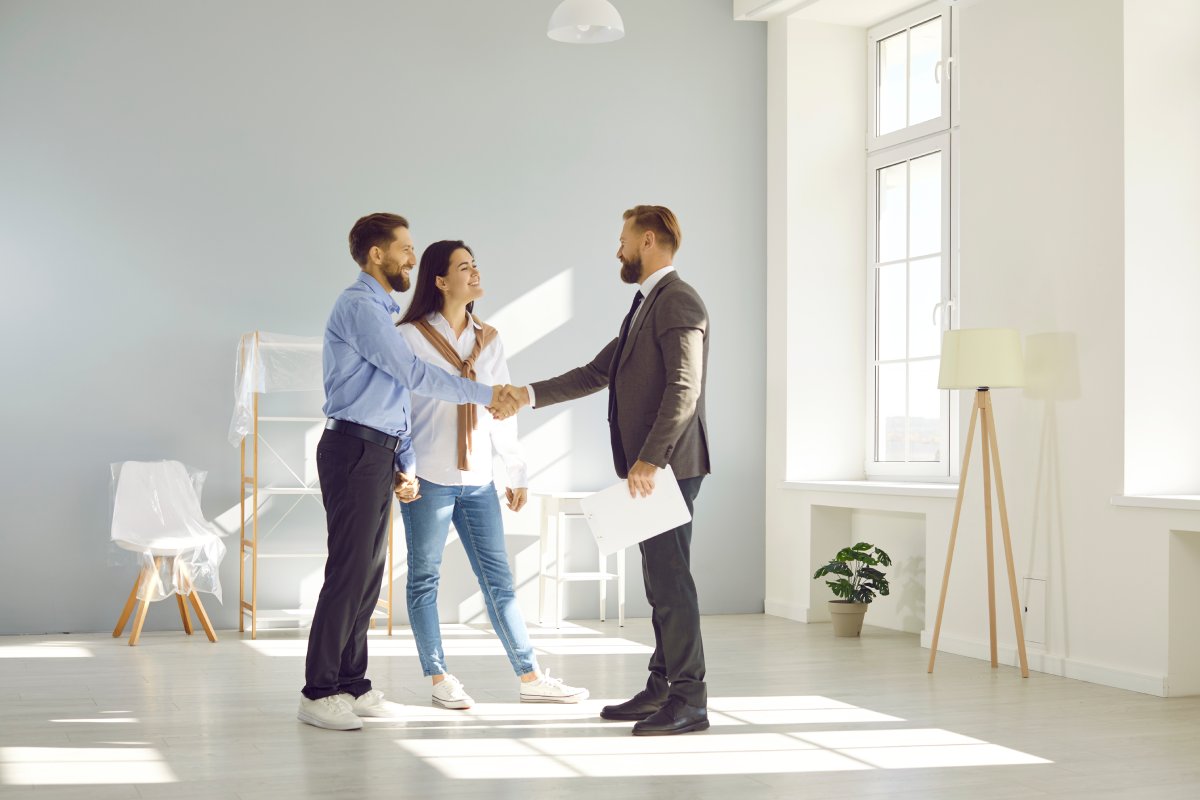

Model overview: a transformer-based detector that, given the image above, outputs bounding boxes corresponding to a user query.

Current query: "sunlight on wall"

[486,269,573,358]
[520,409,575,487]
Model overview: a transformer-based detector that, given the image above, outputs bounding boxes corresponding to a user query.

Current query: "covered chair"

[110,460,226,645]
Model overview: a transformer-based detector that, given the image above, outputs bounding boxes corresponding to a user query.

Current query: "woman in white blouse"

[395,240,588,709]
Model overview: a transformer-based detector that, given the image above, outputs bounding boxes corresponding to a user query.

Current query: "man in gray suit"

[506,205,711,736]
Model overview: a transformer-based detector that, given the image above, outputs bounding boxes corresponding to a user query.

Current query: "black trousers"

[639,474,706,707]
[302,429,394,700]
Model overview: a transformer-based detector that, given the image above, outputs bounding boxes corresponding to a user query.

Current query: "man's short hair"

[623,205,681,255]
[348,213,409,266]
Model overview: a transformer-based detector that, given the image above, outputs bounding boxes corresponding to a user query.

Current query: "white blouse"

[397,313,528,488]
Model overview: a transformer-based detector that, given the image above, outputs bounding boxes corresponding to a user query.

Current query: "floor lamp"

[928,328,1030,678]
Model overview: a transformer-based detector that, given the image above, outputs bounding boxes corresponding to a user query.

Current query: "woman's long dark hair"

[398,240,474,326]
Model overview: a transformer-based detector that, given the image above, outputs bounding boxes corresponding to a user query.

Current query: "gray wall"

[0,0,765,634]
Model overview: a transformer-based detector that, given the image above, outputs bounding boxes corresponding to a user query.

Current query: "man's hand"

[395,472,421,504]
[505,487,528,512]
[627,459,659,498]
[488,385,529,420]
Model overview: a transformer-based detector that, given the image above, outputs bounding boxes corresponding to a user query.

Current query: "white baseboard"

[920,631,1169,697]
[764,599,825,623]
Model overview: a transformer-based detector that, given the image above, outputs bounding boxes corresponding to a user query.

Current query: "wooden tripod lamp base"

[928,329,1029,678]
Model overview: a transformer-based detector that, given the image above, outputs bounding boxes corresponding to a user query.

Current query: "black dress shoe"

[600,691,666,721]
[631,698,709,736]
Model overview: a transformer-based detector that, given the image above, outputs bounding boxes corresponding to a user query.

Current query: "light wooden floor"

[2,614,1199,799]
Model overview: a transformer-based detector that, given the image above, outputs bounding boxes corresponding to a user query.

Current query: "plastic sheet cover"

[228,331,324,446]
[110,461,228,603]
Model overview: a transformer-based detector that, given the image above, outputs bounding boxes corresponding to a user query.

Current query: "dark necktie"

[608,291,644,422]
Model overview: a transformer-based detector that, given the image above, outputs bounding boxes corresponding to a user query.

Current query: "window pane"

[877,263,906,362]
[909,151,942,257]
[878,31,907,136]
[878,162,907,263]
[909,18,942,125]
[877,362,906,461]
[908,257,942,359]
[907,359,943,462]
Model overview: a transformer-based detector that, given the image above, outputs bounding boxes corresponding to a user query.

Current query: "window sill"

[1110,494,1200,512]
[784,480,958,499]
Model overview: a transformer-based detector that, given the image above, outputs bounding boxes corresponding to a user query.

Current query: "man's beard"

[619,255,641,284]
[387,272,410,292]
[381,254,410,292]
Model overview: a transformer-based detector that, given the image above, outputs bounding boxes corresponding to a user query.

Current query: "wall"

[1123,0,1200,495]
[763,0,1200,695]
[763,15,866,621]
[0,0,767,634]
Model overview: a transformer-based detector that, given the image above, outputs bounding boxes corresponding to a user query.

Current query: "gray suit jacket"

[531,270,711,480]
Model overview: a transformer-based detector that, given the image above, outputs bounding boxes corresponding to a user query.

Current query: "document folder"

[579,464,692,556]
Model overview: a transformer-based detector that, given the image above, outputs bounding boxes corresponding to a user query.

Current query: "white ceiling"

[735,0,933,27]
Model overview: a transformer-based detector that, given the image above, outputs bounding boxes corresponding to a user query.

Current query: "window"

[865,3,957,478]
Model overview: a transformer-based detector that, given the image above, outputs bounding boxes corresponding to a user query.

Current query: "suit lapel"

[617,270,679,371]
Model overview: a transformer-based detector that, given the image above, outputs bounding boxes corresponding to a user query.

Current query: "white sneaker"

[297,694,363,730]
[351,689,400,718]
[519,670,589,704]
[431,674,474,709]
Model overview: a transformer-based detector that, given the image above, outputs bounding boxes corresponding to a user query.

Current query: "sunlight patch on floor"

[0,642,93,659]
[0,746,177,785]
[393,697,1051,780]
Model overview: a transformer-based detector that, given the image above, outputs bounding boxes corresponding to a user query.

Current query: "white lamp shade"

[938,328,1025,389]
[548,0,624,44]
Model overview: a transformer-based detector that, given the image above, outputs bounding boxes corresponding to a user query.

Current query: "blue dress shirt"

[322,272,493,474]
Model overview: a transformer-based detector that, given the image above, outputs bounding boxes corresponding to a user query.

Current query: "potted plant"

[812,542,892,637]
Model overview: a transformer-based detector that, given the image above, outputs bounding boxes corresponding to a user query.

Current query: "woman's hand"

[395,473,421,504]
[505,487,528,512]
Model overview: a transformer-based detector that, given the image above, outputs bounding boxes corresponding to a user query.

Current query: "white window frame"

[864,0,958,480]
[867,4,952,154]
[865,133,954,478]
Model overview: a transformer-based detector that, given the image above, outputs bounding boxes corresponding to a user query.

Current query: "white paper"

[579,465,692,556]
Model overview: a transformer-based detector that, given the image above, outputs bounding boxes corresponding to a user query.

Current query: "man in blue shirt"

[298,212,515,731]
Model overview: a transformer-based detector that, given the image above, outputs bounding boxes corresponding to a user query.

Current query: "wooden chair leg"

[187,592,218,643]
[113,573,140,638]
[129,592,152,646]
[176,593,194,635]
[176,559,217,643]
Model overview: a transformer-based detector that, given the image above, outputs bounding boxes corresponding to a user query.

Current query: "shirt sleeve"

[486,336,528,488]
[394,429,415,475]
[334,294,493,406]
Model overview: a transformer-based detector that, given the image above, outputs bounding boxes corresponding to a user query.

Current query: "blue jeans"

[400,481,537,678]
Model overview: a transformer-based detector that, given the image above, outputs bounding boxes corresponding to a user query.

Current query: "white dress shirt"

[398,313,528,488]
[527,265,675,408]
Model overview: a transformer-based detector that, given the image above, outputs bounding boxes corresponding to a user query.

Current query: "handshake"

[487,384,530,420]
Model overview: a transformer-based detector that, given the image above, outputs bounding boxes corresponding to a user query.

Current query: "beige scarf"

[412,314,498,471]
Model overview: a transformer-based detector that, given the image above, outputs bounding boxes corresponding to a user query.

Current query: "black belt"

[325,419,401,453]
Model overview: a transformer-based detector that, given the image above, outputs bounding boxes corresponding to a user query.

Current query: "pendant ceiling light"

[547,0,625,44]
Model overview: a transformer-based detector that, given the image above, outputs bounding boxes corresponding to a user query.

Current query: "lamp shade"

[938,328,1024,389]
[547,0,624,44]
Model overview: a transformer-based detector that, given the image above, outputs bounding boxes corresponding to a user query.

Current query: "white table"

[534,491,626,628]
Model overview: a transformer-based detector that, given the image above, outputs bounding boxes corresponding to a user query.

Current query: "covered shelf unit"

[230,331,395,638]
